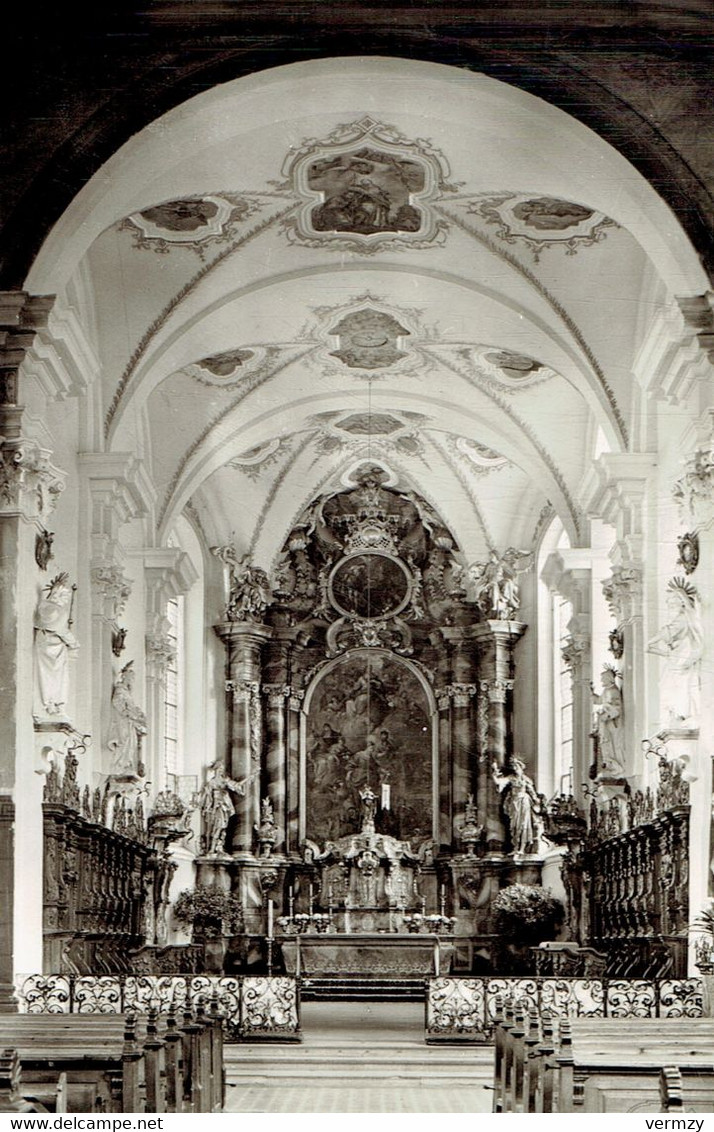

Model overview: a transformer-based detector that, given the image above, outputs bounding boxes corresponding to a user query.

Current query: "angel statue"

[468,547,534,620]
[211,544,272,623]
[647,576,704,727]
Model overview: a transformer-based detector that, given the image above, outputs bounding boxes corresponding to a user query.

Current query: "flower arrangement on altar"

[172,885,244,937]
[277,912,333,934]
[402,913,456,935]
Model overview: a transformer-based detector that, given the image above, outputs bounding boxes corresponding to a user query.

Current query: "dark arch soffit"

[2,28,712,288]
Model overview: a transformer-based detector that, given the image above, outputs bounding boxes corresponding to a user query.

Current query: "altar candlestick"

[309,884,314,914]
[440,884,446,917]
[288,886,294,919]
[421,896,426,915]
[267,898,274,939]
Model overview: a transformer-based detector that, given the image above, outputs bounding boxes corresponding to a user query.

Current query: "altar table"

[279,933,454,977]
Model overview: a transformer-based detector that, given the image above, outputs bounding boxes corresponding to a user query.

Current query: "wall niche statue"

[33,572,78,720]
[590,665,626,777]
[492,757,542,855]
[106,661,147,776]
[647,577,703,728]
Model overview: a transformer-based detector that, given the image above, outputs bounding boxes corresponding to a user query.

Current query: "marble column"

[263,683,290,855]
[436,687,452,852]
[215,622,271,856]
[286,688,304,855]
[441,628,479,848]
[473,620,526,850]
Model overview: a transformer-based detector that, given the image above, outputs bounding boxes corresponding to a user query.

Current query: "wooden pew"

[494,1008,714,1114]
[0,1049,52,1113]
[548,1018,714,1113]
[0,1009,223,1113]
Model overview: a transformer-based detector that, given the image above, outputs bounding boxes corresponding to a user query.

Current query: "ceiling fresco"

[35,56,683,587]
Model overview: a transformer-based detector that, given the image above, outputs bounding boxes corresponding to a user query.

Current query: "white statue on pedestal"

[591,666,627,777]
[107,661,147,775]
[33,572,78,719]
[647,577,703,727]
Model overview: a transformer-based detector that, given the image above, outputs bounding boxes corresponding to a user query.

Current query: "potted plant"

[173,885,244,973]
[491,883,565,974]
[691,901,714,1015]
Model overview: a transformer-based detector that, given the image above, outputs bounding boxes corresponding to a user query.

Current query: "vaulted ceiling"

[26,55,709,575]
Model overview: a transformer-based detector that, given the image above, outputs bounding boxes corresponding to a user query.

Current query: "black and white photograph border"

[1,3,713,1126]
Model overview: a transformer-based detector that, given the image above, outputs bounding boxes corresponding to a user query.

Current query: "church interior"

[1,1,714,1116]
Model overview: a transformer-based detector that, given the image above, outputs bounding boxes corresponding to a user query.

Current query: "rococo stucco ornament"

[676,531,699,575]
[672,445,714,528]
[465,191,617,262]
[282,117,454,253]
[121,193,261,256]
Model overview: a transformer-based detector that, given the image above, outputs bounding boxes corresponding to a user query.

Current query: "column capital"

[90,563,133,623]
[602,564,643,627]
[480,678,515,704]
[226,678,261,703]
[630,293,713,404]
[561,632,590,674]
[582,452,656,565]
[0,432,66,523]
[471,620,527,655]
[0,291,54,405]
[145,631,176,686]
[263,683,291,706]
[215,621,273,649]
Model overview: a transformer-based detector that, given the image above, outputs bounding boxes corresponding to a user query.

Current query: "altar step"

[225,1002,492,1090]
[300,976,426,1001]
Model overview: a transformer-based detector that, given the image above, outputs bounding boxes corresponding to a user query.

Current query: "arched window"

[164,595,184,779]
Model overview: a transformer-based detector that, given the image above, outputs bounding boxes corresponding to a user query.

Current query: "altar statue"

[468,547,533,620]
[33,573,78,719]
[107,662,147,776]
[591,665,627,776]
[198,761,250,856]
[647,576,704,726]
[359,785,378,834]
[492,757,542,855]
[211,544,271,622]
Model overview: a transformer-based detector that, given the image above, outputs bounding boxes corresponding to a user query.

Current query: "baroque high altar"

[201,465,540,970]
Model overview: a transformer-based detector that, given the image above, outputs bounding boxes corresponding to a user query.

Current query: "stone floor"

[224,1001,493,1113]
